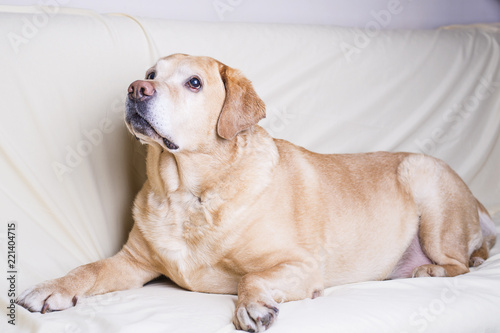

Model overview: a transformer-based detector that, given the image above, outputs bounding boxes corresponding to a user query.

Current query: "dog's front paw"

[17,280,79,313]
[233,299,279,332]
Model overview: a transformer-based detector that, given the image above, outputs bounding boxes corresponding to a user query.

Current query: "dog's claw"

[41,302,49,314]
[260,305,278,327]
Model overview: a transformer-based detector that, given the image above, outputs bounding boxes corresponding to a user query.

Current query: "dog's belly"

[319,196,422,285]
[321,217,420,286]
[387,234,432,279]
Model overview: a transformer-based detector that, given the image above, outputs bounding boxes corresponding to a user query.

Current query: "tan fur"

[217,64,266,140]
[18,54,496,332]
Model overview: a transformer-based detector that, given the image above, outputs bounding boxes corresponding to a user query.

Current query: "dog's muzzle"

[125,80,179,150]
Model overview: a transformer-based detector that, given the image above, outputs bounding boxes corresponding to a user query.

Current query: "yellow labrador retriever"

[18,54,496,332]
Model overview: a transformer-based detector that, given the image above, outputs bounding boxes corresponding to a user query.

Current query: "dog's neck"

[145,126,279,201]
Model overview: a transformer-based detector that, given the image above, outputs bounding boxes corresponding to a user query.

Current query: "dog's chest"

[141,189,229,286]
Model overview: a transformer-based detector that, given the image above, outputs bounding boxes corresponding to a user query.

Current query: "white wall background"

[1,0,499,29]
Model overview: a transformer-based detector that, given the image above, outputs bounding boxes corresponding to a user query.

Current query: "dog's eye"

[186,77,202,91]
[146,71,156,80]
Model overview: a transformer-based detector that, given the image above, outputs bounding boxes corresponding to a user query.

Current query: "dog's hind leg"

[398,155,481,278]
[469,200,497,267]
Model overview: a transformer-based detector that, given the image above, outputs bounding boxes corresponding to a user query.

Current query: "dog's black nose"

[128,80,156,101]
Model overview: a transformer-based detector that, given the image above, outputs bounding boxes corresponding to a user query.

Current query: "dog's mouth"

[161,137,179,150]
[126,107,179,151]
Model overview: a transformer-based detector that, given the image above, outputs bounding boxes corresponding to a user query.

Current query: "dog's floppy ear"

[217,64,266,140]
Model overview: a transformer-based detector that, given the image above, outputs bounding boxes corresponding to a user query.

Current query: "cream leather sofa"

[1,5,499,333]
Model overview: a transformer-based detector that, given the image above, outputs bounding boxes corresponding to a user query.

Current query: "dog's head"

[125,54,266,152]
